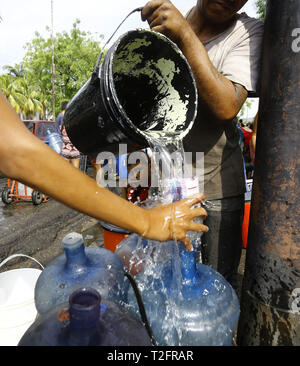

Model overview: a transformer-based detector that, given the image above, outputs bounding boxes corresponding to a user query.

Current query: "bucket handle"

[94,7,143,72]
[0,254,44,270]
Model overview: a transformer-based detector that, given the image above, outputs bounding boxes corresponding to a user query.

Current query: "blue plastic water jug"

[45,129,63,154]
[35,232,128,314]
[19,287,152,346]
[116,234,240,346]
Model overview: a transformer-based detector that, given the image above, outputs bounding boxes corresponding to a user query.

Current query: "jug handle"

[0,254,44,270]
[93,7,144,73]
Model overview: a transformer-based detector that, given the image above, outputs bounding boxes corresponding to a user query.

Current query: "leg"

[71,158,80,169]
[201,195,244,290]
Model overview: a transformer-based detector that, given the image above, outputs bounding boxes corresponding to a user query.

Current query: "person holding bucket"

[0,91,208,251]
[142,0,264,289]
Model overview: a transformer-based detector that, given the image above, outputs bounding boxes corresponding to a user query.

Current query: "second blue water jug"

[20,287,152,346]
[35,232,128,314]
[45,129,63,154]
[116,234,240,346]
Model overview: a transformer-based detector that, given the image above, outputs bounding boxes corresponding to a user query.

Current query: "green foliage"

[255,0,267,21]
[0,73,44,118]
[23,19,104,118]
[238,98,254,119]
[0,19,104,119]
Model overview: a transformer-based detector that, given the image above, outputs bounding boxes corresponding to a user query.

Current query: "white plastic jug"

[0,254,44,346]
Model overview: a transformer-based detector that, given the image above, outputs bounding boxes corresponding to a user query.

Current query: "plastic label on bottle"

[160,177,200,204]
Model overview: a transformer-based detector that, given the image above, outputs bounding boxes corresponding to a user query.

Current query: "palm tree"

[14,78,45,119]
[3,64,26,78]
[0,74,25,114]
[0,74,45,118]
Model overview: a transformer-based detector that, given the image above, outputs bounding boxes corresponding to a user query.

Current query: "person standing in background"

[55,100,81,169]
[60,122,81,169]
[55,101,68,135]
[250,113,258,164]
[142,0,264,289]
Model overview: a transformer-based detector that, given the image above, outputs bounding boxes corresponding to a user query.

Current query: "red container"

[100,222,130,252]
[242,202,251,249]
[103,229,128,252]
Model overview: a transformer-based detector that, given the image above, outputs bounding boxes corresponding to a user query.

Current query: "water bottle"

[116,234,240,346]
[19,287,152,346]
[35,232,128,314]
[45,129,63,154]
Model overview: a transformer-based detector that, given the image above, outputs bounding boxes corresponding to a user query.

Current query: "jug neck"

[69,288,101,330]
[179,245,199,286]
[64,244,88,269]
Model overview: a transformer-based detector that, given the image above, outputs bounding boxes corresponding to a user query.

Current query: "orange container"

[100,222,130,253]
[242,202,251,249]
[103,229,128,252]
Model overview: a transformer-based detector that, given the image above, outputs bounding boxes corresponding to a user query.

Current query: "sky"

[0,0,259,117]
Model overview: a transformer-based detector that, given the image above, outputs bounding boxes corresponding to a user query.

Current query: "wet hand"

[141,0,190,46]
[142,193,209,251]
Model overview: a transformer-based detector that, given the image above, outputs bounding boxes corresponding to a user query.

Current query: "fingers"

[181,236,193,252]
[188,222,209,233]
[141,0,164,21]
[181,193,206,207]
[191,206,208,220]
[173,194,208,218]
[142,0,176,34]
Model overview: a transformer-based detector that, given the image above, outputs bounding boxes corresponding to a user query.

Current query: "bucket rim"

[100,220,130,234]
[0,254,44,270]
[100,28,198,144]
[0,267,42,276]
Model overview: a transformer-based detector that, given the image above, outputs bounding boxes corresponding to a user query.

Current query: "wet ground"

[0,173,105,272]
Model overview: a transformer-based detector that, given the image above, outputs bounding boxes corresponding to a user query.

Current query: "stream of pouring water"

[143,131,204,250]
[123,131,205,345]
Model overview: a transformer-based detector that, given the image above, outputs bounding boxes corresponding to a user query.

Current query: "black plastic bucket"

[64,29,198,155]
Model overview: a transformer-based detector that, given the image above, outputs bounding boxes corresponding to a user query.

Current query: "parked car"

[23,120,56,141]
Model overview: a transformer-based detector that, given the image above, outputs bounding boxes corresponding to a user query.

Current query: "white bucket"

[0,254,44,346]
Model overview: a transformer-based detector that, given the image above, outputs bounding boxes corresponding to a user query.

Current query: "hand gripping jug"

[116,234,240,346]
[34,232,128,314]
[19,287,152,346]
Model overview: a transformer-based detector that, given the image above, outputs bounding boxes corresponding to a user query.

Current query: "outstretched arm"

[0,92,208,250]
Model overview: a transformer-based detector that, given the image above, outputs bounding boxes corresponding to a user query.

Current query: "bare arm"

[0,92,208,250]
[142,0,248,124]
